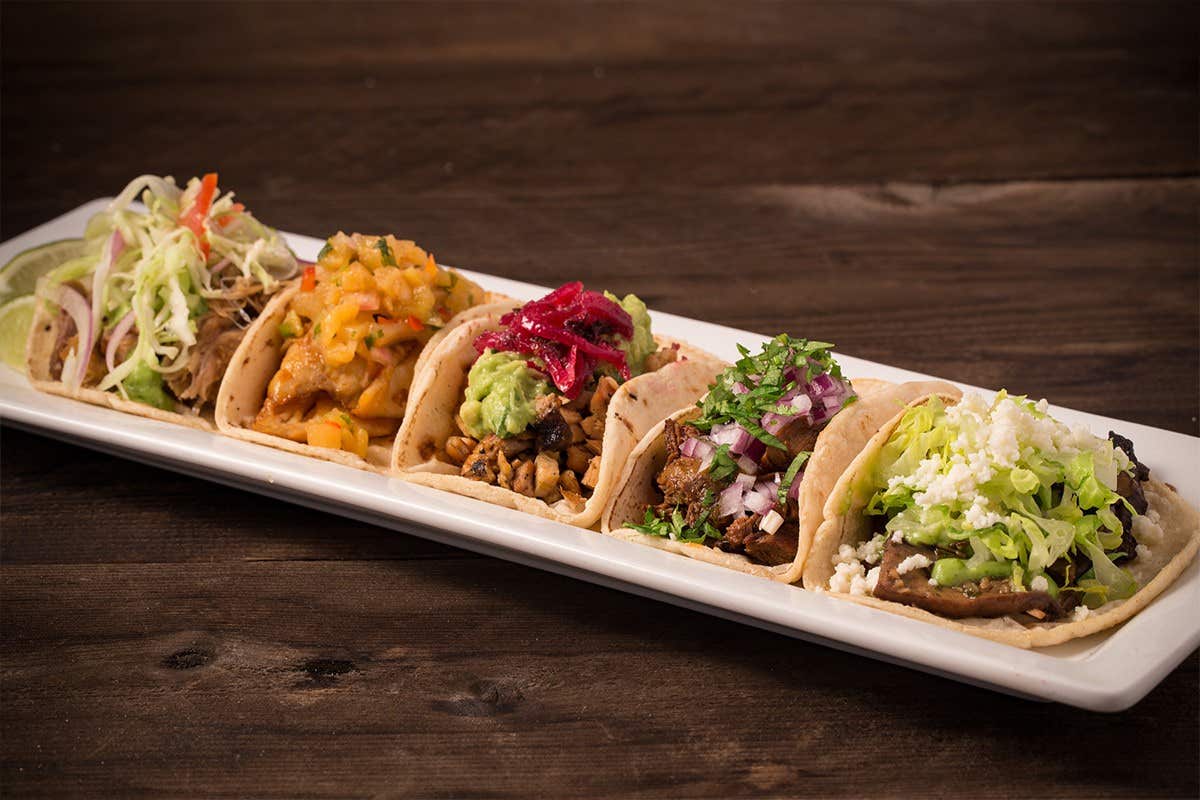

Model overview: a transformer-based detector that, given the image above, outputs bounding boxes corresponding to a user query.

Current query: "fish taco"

[602,334,961,581]
[27,173,298,428]
[805,392,1200,647]
[216,232,500,469]
[393,281,725,527]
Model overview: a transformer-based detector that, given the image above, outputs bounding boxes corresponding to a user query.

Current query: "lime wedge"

[0,296,37,371]
[0,239,87,306]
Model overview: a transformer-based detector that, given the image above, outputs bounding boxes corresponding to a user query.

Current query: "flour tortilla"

[602,379,962,583]
[26,287,215,431]
[392,313,726,528]
[215,285,512,472]
[805,397,1200,648]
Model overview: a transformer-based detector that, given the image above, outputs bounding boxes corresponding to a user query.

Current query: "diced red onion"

[789,395,813,415]
[788,471,804,501]
[58,285,94,389]
[733,473,756,490]
[744,490,774,515]
[105,310,136,372]
[736,454,758,474]
[680,436,714,463]
[731,382,749,395]
[762,412,790,436]
[90,230,126,341]
[709,422,742,447]
[354,293,380,312]
[718,482,745,518]
[368,346,396,365]
[808,373,837,396]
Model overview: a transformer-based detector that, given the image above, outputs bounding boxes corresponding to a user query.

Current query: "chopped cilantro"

[364,331,380,349]
[317,240,333,260]
[629,492,722,544]
[694,334,851,450]
[708,443,740,483]
[376,237,396,266]
[778,451,810,505]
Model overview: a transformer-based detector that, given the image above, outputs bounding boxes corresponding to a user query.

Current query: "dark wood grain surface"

[2,2,1197,797]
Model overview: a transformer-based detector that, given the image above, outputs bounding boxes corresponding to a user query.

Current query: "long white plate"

[3,199,1197,712]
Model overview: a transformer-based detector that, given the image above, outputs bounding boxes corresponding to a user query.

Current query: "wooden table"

[2,2,1197,796]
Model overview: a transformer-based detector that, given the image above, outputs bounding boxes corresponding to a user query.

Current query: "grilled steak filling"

[871,433,1149,623]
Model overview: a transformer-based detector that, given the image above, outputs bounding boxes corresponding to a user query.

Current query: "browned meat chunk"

[656,456,715,508]
[1109,431,1149,481]
[720,513,799,566]
[532,397,571,452]
[873,541,1066,621]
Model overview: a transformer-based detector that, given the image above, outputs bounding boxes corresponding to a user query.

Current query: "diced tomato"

[179,172,219,258]
[301,266,316,292]
[406,315,424,331]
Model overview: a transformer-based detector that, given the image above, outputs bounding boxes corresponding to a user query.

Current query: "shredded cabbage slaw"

[39,173,298,402]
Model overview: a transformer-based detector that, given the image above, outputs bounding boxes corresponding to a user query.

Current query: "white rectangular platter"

[2,199,1197,712]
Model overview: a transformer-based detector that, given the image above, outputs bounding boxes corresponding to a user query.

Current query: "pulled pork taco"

[806,392,1200,647]
[393,281,725,527]
[216,232,499,469]
[27,173,298,427]
[602,334,961,581]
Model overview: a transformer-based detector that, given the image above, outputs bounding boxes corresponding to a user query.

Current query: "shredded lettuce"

[867,393,1140,601]
[39,174,298,403]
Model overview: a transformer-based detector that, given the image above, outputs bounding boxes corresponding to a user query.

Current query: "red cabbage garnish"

[474,281,634,399]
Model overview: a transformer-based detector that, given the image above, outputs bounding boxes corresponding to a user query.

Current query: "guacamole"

[123,360,174,411]
[459,350,551,439]
[605,292,655,375]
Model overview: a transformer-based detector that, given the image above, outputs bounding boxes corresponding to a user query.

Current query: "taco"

[602,334,961,581]
[393,281,725,527]
[805,392,1200,647]
[215,232,500,470]
[27,173,298,428]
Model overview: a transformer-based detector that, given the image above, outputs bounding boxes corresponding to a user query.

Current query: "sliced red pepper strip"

[178,172,219,259]
[407,315,425,331]
[301,266,316,292]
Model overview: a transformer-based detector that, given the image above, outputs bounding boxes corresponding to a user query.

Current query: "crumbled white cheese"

[851,566,880,596]
[1132,514,1163,548]
[890,530,905,543]
[886,393,1120,518]
[963,495,1003,531]
[828,560,865,594]
[856,535,885,565]
[896,553,932,575]
[1072,605,1092,622]
[1030,575,1049,593]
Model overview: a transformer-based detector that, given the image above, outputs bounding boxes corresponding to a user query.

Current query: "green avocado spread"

[605,291,655,375]
[123,361,174,411]
[459,350,551,439]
